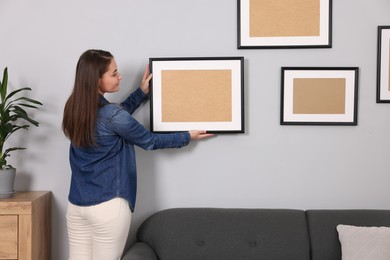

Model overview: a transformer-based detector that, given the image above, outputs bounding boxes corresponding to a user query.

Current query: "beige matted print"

[161,70,232,122]
[250,0,320,37]
[293,78,346,114]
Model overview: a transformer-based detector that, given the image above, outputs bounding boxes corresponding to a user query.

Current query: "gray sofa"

[122,208,390,260]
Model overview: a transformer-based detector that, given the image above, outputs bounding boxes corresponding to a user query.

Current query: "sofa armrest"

[122,242,158,260]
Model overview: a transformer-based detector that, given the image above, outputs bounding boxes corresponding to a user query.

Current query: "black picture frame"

[377,25,390,103]
[149,57,245,133]
[281,67,359,125]
[238,0,332,49]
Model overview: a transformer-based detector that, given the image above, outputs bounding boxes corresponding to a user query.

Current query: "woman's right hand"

[189,130,215,140]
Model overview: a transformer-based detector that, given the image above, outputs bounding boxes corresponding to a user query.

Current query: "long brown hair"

[62,49,113,147]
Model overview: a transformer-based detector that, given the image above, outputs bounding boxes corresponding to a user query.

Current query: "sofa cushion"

[136,208,311,260]
[337,224,390,260]
[306,210,390,260]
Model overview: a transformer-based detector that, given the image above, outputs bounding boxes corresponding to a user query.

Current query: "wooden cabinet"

[0,191,51,260]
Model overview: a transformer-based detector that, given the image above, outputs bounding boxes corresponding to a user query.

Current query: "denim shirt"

[68,88,191,211]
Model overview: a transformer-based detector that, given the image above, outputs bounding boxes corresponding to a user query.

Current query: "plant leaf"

[0,147,25,169]
[13,96,43,106]
[13,105,28,116]
[4,87,32,103]
[0,67,8,102]
[10,111,39,126]
[15,103,40,109]
[7,125,29,138]
[4,147,25,155]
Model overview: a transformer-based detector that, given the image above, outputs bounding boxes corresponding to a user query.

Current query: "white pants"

[66,198,132,260]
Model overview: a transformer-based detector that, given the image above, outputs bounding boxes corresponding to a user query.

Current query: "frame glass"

[281,67,359,125]
[238,0,332,49]
[377,26,390,103]
[149,57,245,133]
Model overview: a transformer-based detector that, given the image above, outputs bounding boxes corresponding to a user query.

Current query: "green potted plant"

[0,67,42,198]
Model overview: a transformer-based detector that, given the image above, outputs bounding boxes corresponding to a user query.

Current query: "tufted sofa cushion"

[129,208,311,260]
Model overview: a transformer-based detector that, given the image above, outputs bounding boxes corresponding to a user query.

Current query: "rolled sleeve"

[121,88,149,114]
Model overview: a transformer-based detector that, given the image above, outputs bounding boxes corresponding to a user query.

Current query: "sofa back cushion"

[306,209,390,260]
[136,208,311,260]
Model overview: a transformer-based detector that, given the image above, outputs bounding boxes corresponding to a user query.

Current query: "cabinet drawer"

[0,215,18,259]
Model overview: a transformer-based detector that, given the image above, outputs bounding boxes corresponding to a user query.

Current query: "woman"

[62,49,213,260]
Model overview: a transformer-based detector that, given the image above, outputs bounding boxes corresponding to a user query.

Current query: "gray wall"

[1,0,390,259]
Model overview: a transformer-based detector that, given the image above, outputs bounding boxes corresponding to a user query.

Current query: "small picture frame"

[281,67,359,125]
[238,0,332,49]
[149,57,245,133]
[377,26,390,103]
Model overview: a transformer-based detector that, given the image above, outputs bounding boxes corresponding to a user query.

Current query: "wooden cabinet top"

[0,191,51,215]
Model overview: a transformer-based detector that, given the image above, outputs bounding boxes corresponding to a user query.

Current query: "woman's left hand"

[141,65,153,94]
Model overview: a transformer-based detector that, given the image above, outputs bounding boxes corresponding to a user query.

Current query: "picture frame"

[149,57,245,133]
[281,67,359,125]
[377,26,390,103]
[238,0,332,49]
